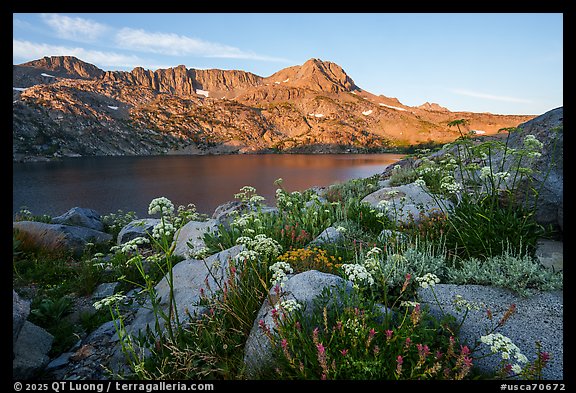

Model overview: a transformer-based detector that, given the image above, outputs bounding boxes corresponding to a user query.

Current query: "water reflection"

[13,154,404,218]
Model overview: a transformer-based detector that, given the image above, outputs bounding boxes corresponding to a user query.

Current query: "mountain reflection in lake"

[13,153,405,218]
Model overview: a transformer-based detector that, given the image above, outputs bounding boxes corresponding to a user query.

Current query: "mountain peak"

[266,58,357,93]
[19,56,105,80]
[418,102,449,112]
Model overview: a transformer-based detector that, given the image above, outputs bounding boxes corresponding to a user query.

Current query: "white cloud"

[12,39,167,69]
[451,88,532,104]
[116,28,288,61]
[40,13,109,42]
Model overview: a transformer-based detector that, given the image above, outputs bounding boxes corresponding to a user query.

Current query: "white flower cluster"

[480,166,493,180]
[191,246,210,259]
[234,185,257,200]
[233,214,250,228]
[249,195,266,204]
[344,317,362,334]
[251,234,283,258]
[363,247,383,276]
[274,299,303,315]
[335,226,347,233]
[523,134,543,151]
[342,263,374,289]
[120,236,150,254]
[452,294,482,311]
[414,178,426,187]
[377,199,392,212]
[494,171,511,182]
[270,261,293,287]
[440,176,463,194]
[152,221,175,239]
[366,246,382,259]
[148,197,174,216]
[93,293,127,310]
[400,300,420,308]
[234,250,260,263]
[235,234,283,261]
[480,333,528,370]
[416,273,440,289]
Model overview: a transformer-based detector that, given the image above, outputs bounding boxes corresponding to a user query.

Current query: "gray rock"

[51,207,104,231]
[13,290,30,349]
[13,321,54,379]
[535,239,563,272]
[85,320,118,344]
[244,270,352,378]
[495,107,563,234]
[417,284,563,380]
[362,182,452,225]
[172,219,218,259]
[46,352,73,371]
[117,218,160,245]
[13,221,112,257]
[92,282,120,301]
[126,245,245,337]
[309,226,344,246]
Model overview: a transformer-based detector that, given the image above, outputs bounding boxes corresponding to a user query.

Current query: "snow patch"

[107,105,119,110]
[41,73,56,78]
[196,89,209,97]
[362,110,373,116]
[283,78,290,83]
[379,103,407,111]
[351,91,357,95]
[274,81,281,84]
[13,87,27,91]
[471,130,486,135]
[308,113,325,118]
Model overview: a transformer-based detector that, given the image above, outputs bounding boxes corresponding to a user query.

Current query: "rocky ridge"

[13,56,535,161]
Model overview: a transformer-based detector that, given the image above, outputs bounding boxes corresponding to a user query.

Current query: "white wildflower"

[274,299,302,314]
[342,263,374,289]
[480,166,492,180]
[523,134,543,151]
[377,200,392,211]
[511,364,523,374]
[148,197,174,216]
[152,221,175,239]
[452,294,481,311]
[270,261,293,287]
[480,333,527,364]
[234,250,259,262]
[416,273,440,289]
[414,178,426,187]
[93,293,126,310]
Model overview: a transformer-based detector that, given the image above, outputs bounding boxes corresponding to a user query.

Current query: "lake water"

[13,153,405,219]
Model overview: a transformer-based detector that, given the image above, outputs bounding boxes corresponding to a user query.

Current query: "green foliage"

[444,193,544,260]
[266,286,470,380]
[447,249,563,297]
[343,198,387,236]
[388,164,419,187]
[13,207,52,223]
[134,253,272,379]
[324,175,381,203]
[102,209,138,238]
[30,296,73,326]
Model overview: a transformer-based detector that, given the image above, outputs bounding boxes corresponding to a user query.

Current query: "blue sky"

[13,13,562,115]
